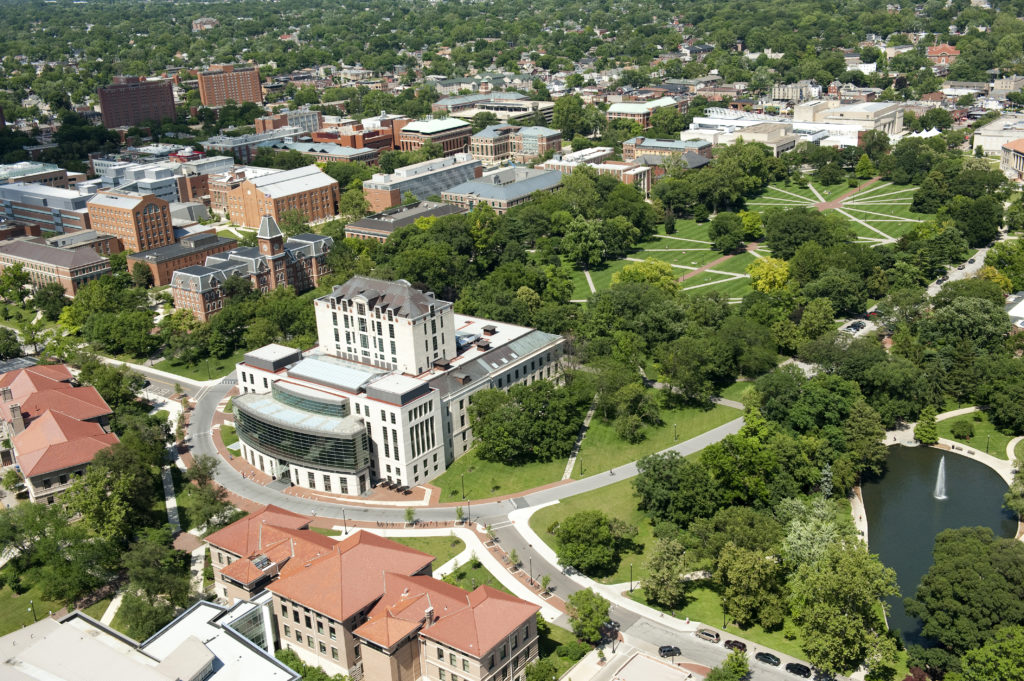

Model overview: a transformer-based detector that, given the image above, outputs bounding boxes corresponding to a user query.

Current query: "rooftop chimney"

[9,403,24,434]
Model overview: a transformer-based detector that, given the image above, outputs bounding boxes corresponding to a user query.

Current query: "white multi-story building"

[233,277,565,495]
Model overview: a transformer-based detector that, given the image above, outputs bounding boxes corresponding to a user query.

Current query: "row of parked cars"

[659,629,813,677]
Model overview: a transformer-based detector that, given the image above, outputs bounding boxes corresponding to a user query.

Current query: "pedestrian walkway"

[584,270,597,294]
[100,592,123,625]
[509,502,699,634]
[189,545,206,595]
[1008,436,1022,463]
[935,406,979,421]
[563,401,597,480]
[326,525,563,622]
[161,467,182,534]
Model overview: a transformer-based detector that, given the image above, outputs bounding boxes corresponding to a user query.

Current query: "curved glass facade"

[272,383,348,418]
[235,407,370,474]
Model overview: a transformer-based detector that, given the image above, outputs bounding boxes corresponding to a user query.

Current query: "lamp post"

[28,600,36,623]
[987,433,991,455]
[461,473,465,500]
[342,509,348,535]
[629,563,633,593]
[467,499,471,525]
[673,423,677,440]
[529,557,533,586]
[206,357,211,380]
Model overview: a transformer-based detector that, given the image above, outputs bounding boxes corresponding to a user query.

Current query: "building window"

[305,615,312,628]
[284,625,291,636]
[293,610,300,623]
[440,672,447,681]
[332,647,339,660]
[438,648,444,660]
[317,621,324,634]
[463,659,469,672]
[282,604,288,617]
[320,642,327,654]
[450,654,457,666]
[307,635,314,648]
[330,626,336,640]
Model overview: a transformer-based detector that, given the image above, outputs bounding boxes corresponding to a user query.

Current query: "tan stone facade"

[223,166,340,229]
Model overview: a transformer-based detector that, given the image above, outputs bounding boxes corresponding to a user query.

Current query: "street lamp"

[987,433,992,455]
[461,473,465,500]
[673,423,677,440]
[467,498,471,525]
[205,357,211,380]
[342,509,348,535]
[629,563,633,593]
[529,557,533,586]
[28,600,36,623]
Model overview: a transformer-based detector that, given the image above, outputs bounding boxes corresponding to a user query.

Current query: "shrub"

[951,419,975,440]
[556,641,590,661]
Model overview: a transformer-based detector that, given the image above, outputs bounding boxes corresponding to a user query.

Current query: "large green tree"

[566,588,610,644]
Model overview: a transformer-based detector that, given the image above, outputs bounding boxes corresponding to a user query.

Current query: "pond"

[861,445,1016,646]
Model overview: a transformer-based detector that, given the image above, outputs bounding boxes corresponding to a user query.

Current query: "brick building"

[127,232,237,286]
[45,229,122,256]
[622,136,714,161]
[170,217,332,321]
[198,64,264,107]
[205,507,541,681]
[362,154,482,213]
[222,165,340,229]
[0,364,117,504]
[314,115,411,150]
[97,76,176,128]
[0,240,110,297]
[87,190,175,252]
[254,107,324,134]
[927,43,960,66]
[0,183,92,233]
[399,118,472,156]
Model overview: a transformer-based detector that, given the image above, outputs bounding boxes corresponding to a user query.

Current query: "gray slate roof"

[323,276,448,319]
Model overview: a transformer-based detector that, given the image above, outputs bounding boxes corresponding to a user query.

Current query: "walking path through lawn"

[584,270,596,294]
[814,177,880,210]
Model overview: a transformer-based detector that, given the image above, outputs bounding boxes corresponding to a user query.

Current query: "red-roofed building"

[1001,138,1024,180]
[205,511,540,681]
[0,364,117,504]
[927,43,960,65]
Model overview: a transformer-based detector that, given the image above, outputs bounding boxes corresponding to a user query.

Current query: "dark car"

[957,264,966,270]
[785,662,812,677]
[723,640,747,652]
[658,645,681,658]
[755,652,781,666]
[969,258,976,264]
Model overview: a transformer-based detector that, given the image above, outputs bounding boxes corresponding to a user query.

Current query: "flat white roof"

[245,342,300,363]
[403,117,470,134]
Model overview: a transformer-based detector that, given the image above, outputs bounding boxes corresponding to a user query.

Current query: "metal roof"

[288,355,386,393]
[402,117,471,135]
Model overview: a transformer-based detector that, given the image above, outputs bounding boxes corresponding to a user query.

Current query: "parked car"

[695,629,720,644]
[755,652,781,666]
[969,258,976,264]
[658,645,681,658]
[785,662,812,677]
[957,264,966,270]
[723,640,747,652]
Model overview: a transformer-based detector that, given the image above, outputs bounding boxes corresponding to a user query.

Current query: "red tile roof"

[13,410,119,477]
[0,365,73,404]
[14,385,111,424]
[268,531,434,623]
[423,585,540,657]
[927,43,960,56]
[1004,139,1024,154]
[205,504,310,556]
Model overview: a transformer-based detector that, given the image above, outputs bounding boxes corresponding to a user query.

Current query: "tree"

[915,405,939,445]
[634,453,722,528]
[552,95,586,139]
[524,658,557,681]
[709,212,745,254]
[337,188,369,221]
[187,454,220,488]
[789,544,900,675]
[939,195,1002,248]
[278,208,310,237]
[63,457,143,545]
[611,259,678,295]
[0,263,30,303]
[906,527,1024,671]
[118,592,178,641]
[715,542,787,629]
[553,510,633,576]
[948,625,1024,681]
[131,261,153,288]
[1,467,22,492]
[123,525,190,604]
[706,650,750,681]
[642,537,690,608]
[746,256,790,293]
[32,282,70,321]
[567,588,610,644]
[855,153,877,179]
[562,216,606,269]
[0,326,21,360]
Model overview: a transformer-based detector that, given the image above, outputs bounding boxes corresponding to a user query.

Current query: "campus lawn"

[937,411,1014,460]
[82,597,112,621]
[220,424,239,448]
[539,624,582,678]
[585,260,630,293]
[708,251,757,274]
[670,219,711,242]
[389,536,466,567]
[718,381,753,403]
[570,269,592,300]
[431,448,566,502]
[572,403,741,478]
[443,558,511,594]
[641,249,721,269]
[679,272,752,298]
[529,478,654,585]
[0,584,64,636]
[154,347,250,381]
[628,587,808,661]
